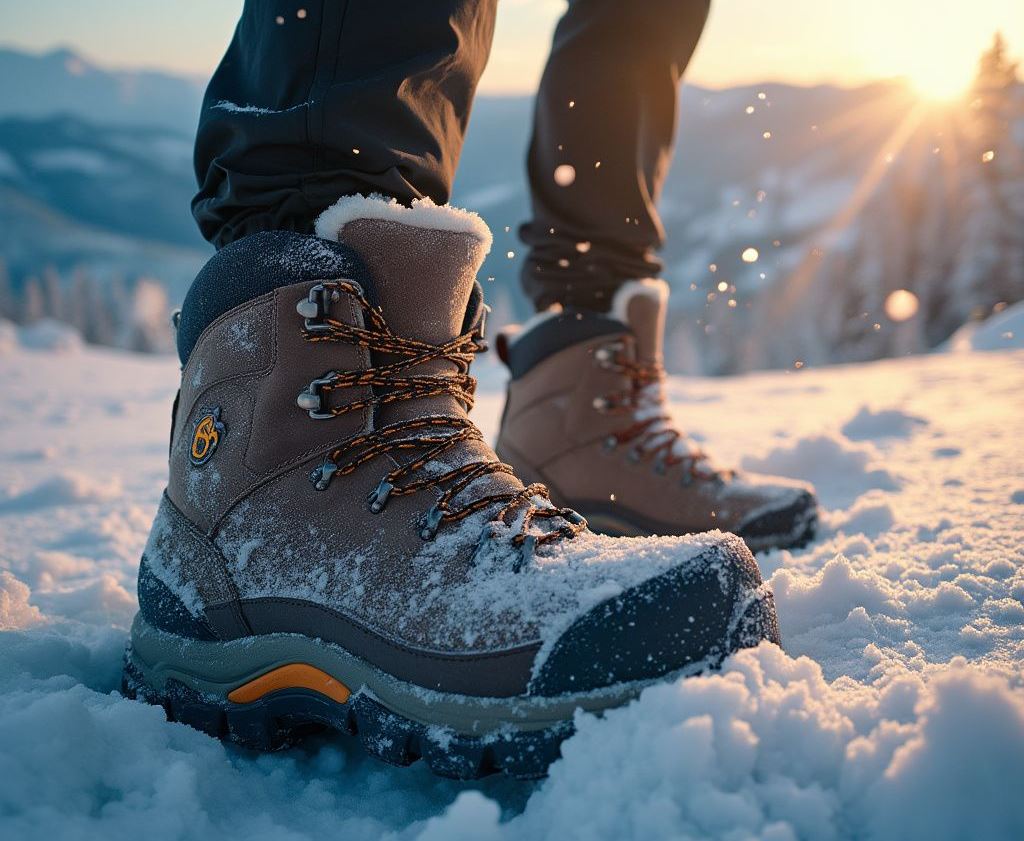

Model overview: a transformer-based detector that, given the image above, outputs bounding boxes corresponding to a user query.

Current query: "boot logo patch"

[190,407,225,466]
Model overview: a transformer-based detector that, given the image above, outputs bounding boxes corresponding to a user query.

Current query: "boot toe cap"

[736,488,818,548]
[528,534,779,697]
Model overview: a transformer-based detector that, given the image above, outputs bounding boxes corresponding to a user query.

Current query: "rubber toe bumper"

[529,536,779,696]
[737,490,818,551]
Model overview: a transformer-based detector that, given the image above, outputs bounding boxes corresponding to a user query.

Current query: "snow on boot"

[123,198,779,780]
[496,279,818,552]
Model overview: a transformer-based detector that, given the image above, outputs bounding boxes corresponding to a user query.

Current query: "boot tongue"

[315,197,525,512]
[315,196,492,344]
[611,279,669,367]
[316,195,493,428]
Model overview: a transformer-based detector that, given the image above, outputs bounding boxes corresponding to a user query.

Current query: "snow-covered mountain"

[0,46,204,130]
[1,46,1021,371]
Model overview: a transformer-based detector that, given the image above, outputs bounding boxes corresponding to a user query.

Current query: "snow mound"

[841,406,927,441]
[0,471,123,512]
[0,572,45,630]
[0,320,16,355]
[742,434,899,508]
[948,301,1024,352]
[16,318,84,353]
[1,337,1022,840]
[503,647,1024,841]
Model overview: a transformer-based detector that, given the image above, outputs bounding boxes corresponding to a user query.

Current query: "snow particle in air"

[884,289,919,322]
[576,241,591,253]
[981,150,996,163]
[745,105,755,114]
[506,251,515,259]
[275,15,284,24]
[717,281,728,292]
[297,8,307,19]
[741,247,759,263]
[553,164,576,187]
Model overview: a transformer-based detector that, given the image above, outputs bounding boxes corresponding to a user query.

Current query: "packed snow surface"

[1,332,1022,840]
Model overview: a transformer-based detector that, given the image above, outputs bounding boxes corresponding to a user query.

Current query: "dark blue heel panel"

[137,556,217,641]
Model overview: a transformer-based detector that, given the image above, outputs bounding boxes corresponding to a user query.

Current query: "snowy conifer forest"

[0,37,1021,370]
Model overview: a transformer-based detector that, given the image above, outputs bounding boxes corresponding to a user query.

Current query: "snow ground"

[1,321,1023,841]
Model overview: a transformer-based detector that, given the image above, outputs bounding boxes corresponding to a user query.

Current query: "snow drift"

[1,329,1022,839]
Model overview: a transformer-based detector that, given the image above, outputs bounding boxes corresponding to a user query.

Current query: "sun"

[902,61,972,102]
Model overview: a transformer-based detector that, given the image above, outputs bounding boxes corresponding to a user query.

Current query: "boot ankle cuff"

[315,194,492,252]
[499,310,626,379]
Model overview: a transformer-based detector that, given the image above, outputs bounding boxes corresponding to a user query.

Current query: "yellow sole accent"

[227,663,352,705]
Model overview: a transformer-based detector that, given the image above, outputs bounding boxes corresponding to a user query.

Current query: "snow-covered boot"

[496,279,818,552]
[123,198,779,779]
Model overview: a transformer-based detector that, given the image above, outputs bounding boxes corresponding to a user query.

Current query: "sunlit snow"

[0,317,1022,839]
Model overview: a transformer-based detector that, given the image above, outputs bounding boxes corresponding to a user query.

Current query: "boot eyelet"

[603,435,618,451]
[419,506,445,540]
[297,373,338,419]
[296,283,343,333]
[367,479,394,513]
[627,448,643,463]
[512,534,537,573]
[309,461,338,491]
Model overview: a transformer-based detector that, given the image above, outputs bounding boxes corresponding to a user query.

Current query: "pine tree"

[975,32,1019,91]
[949,32,1024,331]
[20,276,45,324]
[41,265,64,322]
[0,260,15,321]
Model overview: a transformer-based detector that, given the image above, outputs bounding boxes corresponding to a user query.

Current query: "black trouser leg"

[193,0,497,249]
[520,0,710,312]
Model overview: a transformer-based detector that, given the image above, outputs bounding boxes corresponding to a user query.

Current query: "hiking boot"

[123,197,779,780]
[495,279,818,552]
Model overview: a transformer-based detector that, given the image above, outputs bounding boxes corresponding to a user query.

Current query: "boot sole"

[121,613,714,780]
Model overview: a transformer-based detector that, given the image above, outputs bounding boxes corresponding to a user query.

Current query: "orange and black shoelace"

[597,345,727,482]
[301,281,586,552]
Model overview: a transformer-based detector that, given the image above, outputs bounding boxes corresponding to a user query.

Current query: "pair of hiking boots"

[123,196,816,779]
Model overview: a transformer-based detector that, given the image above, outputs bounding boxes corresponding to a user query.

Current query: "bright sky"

[3,0,1022,96]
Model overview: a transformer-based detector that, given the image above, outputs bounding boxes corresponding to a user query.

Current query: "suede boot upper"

[143,197,778,702]
[496,279,818,550]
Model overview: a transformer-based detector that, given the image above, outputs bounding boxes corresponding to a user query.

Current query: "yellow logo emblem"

[190,407,225,466]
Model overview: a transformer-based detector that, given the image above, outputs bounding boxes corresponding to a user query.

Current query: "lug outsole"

[120,655,570,780]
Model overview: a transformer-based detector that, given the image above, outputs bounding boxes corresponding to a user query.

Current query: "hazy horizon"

[2,0,1021,99]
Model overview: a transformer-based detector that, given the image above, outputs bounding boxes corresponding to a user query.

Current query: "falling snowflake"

[553,164,576,187]
[884,289,919,322]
